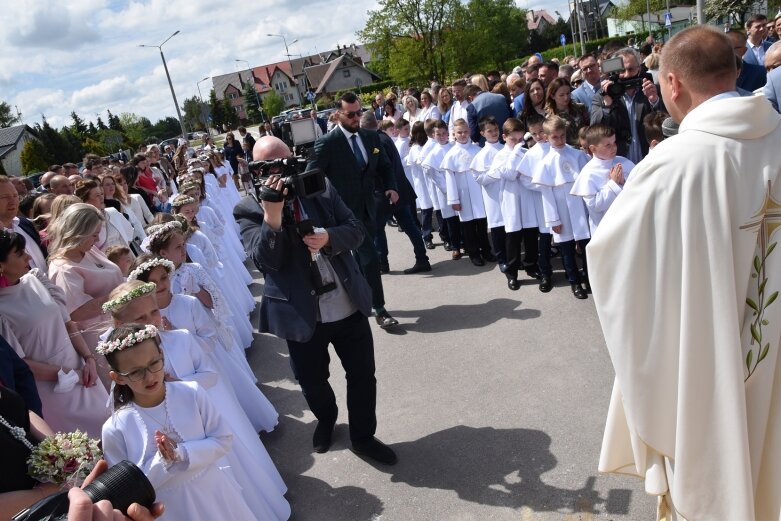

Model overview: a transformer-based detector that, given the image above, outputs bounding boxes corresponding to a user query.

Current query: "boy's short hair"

[452,78,467,88]
[584,123,616,148]
[432,119,448,131]
[643,111,669,145]
[479,115,498,132]
[105,245,131,263]
[502,117,525,135]
[464,84,481,98]
[452,118,469,129]
[578,125,590,141]
[378,119,395,132]
[394,118,410,130]
[423,118,439,136]
[542,115,567,134]
[525,113,546,129]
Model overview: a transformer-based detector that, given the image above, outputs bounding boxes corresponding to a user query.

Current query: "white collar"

[338,124,358,140]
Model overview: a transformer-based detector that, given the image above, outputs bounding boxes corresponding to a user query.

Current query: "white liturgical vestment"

[442,141,484,222]
[570,155,635,233]
[589,94,781,520]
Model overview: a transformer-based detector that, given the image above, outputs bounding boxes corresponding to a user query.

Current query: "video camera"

[247,155,326,203]
[600,56,653,98]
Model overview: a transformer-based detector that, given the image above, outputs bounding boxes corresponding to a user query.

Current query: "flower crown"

[179,181,201,194]
[171,194,196,208]
[146,221,182,244]
[102,282,157,313]
[96,324,159,356]
[127,258,175,281]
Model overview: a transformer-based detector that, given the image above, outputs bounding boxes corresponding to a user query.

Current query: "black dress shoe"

[482,252,497,262]
[424,240,436,250]
[351,437,397,465]
[443,242,453,251]
[380,264,390,274]
[571,283,588,299]
[498,263,509,273]
[469,255,485,267]
[313,419,336,453]
[539,277,553,293]
[525,268,543,280]
[505,272,520,291]
[403,261,432,274]
[375,311,399,329]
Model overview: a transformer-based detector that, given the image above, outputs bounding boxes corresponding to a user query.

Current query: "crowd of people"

[0,15,780,520]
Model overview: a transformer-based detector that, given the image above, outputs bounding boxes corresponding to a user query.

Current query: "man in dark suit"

[234,136,397,465]
[590,47,663,163]
[467,85,511,146]
[727,29,768,92]
[0,176,48,274]
[309,92,400,329]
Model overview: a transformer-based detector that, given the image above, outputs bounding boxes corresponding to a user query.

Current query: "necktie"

[350,134,366,171]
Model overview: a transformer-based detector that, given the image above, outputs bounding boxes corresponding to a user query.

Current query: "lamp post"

[267,33,299,105]
[235,58,262,116]
[196,76,211,131]
[139,30,188,139]
[196,76,209,102]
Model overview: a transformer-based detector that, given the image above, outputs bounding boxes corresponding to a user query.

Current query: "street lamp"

[235,59,262,113]
[196,76,209,102]
[139,30,187,139]
[267,33,299,104]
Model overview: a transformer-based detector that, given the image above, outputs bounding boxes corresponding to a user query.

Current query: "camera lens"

[83,461,156,515]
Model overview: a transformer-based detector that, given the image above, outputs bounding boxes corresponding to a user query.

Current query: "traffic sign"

[664,12,672,27]
[560,34,566,46]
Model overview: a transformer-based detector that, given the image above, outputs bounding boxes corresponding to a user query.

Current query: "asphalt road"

[246,225,656,521]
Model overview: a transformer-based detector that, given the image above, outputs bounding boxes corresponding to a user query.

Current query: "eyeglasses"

[341,109,364,119]
[117,357,165,381]
[581,64,598,71]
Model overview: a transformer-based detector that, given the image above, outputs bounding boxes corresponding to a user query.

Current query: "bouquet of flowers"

[27,430,102,486]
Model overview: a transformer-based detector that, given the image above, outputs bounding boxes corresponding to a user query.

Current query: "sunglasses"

[341,109,364,119]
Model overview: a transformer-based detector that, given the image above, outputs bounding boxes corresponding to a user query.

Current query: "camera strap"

[291,198,303,223]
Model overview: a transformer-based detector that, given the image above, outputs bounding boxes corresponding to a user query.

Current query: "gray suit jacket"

[764,67,781,112]
[233,182,372,343]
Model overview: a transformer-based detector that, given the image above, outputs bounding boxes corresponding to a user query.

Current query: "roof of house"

[306,55,380,95]
[527,9,557,30]
[0,125,32,160]
[212,70,255,100]
[252,63,295,94]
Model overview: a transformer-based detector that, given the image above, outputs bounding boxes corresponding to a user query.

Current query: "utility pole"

[139,31,188,140]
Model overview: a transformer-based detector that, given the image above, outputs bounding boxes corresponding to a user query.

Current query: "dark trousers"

[539,233,582,284]
[374,193,429,264]
[577,238,590,280]
[354,225,385,309]
[435,210,448,243]
[419,208,434,241]
[461,218,492,258]
[287,312,377,443]
[444,215,462,250]
[490,226,507,265]
[505,227,539,275]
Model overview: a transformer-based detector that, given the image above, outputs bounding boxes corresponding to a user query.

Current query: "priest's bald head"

[252,135,292,161]
[659,26,737,124]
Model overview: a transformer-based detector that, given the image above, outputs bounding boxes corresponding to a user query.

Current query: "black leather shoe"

[525,269,543,280]
[482,252,497,262]
[470,256,485,267]
[539,277,553,293]
[313,419,336,453]
[505,272,520,291]
[379,263,390,274]
[351,437,397,465]
[403,261,432,274]
[499,263,509,273]
[443,242,453,251]
[571,284,588,300]
[424,240,435,250]
[375,311,399,329]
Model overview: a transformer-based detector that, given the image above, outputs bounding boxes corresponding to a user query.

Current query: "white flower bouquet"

[27,430,102,486]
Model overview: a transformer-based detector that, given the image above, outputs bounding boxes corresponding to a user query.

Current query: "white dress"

[160,294,276,432]
[102,381,289,521]
[171,262,254,348]
[470,141,504,228]
[421,142,455,218]
[442,142,484,222]
[532,144,590,243]
[0,270,109,437]
[570,155,635,233]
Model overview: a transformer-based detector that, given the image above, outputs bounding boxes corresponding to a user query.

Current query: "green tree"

[59,127,86,160]
[96,116,107,130]
[20,139,52,174]
[243,83,262,124]
[150,117,182,140]
[222,98,239,129]
[87,122,98,137]
[70,111,88,136]
[107,110,124,132]
[704,0,755,24]
[359,0,462,84]
[33,119,79,163]
[263,90,285,118]
[97,129,125,154]
[208,90,226,131]
[0,101,21,128]
[182,96,207,131]
[119,112,152,148]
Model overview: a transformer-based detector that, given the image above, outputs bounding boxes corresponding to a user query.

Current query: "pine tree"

[0,101,21,128]
[209,90,226,130]
[243,83,262,124]
[70,111,88,136]
[96,116,107,130]
[20,139,52,174]
[222,98,239,129]
[107,110,124,132]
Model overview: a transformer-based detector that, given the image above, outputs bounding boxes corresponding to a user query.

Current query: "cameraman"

[590,47,663,163]
[233,136,398,465]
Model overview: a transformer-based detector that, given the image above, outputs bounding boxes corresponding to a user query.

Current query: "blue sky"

[0,0,571,130]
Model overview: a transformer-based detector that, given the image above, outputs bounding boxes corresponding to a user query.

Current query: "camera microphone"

[12,461,156,521]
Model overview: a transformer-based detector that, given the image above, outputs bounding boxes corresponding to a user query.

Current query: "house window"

[235,105,244,112]
[342,69,351,78]
[228,92,238,100]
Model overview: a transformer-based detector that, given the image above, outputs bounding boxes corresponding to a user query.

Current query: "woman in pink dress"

[46,203,124,389]
[0,230,109,437]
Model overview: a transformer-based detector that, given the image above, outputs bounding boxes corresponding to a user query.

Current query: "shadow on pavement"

[373,425,631,516]
[390,298,541,333]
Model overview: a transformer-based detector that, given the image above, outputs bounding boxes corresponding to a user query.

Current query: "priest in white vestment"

[588,26,781,520]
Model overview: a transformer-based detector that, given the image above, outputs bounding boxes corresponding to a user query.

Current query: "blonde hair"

[107,280,154,320]
[470,74,490,92]
[47,203,105,258]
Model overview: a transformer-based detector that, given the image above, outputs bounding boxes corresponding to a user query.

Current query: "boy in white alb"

[422,120,461,258]
[470,116,506,266]
[570,124,635,234]
[442,118,493,266]
[533,116,590,299]
[407,121,435,248]
[417,119,447,248]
